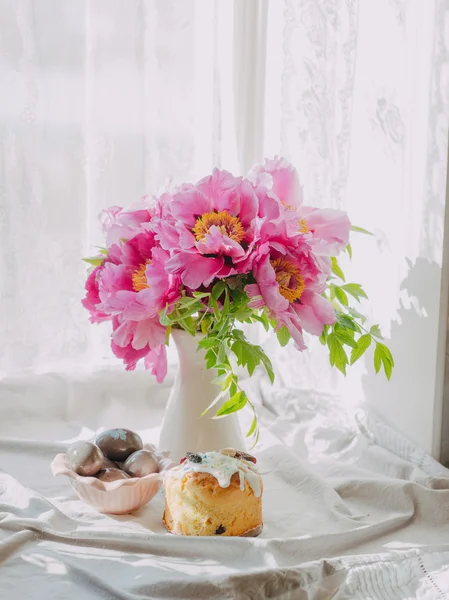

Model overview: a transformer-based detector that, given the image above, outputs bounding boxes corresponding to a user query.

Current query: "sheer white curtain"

[0,0,237,377]
[263,0,449,457]
[1,0,449,455]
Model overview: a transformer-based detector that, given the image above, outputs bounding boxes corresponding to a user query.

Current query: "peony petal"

[196,225,245,258]
[112,319,135,348]
[131,319,166,350]
[254,253,289,313]
[293,290,336,335]
[255,157,303,208]
[197,168,242,213]
[304,208,351,256]
[282,311,307,350]
[171,189,212,227]
[166,252,223,290]
[145,344,168,383]
[245,283,265,309]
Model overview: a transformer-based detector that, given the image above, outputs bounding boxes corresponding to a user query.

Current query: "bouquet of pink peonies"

[82,158,393,442]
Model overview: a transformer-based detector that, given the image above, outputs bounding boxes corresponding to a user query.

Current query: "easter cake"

[163,449,263,537]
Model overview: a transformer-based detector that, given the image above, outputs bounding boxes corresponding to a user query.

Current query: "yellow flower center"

[193,210,245,243]
[281,202,308,234]
[132,260,151,292]
[298,218,309,234]
[270,257,305,303]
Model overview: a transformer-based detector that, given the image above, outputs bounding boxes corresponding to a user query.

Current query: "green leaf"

[216,372,234,391]
[334,286,349,306]
[319,325,329,346]
[200,386,230,416]
[211,296,220,320]
[251,313,270,331]
[370,325,383,339]
[200,314,213,334]
[212,281,226,300]
[336,313,358,332]
[350,334,372,364]
[351,225,374,236]
[198,336,218,350]
[246,415,257,438]
[276,326,290,347]
[178,315,196,335]
[231,329,245,341]
[230,339,275,383]
[234,308,253,321]
[382,356,393,380]
[327,333,348,375]
[205,349,216,369]
[222,288,231,317]
[258,348,275,384]
[377,343,394,366]
[335,323,354,337]
[83,257,104,267]
[346,243,353,259]
[249,426,260,449]
[214,391,248,417]
[231,340,258,376]
[335,330,358,349]
[331,257,345,281]
[215,362,232,372]
[229,381,238,397]
[341,283,368,302]
[177,296,202,308]
[192,292,210,299]
[347,307,367,323]
[375,342,394,380]
[374,344,382,373]
[176,304,203,319]
[217,341,227,364]
[159,307,172,327]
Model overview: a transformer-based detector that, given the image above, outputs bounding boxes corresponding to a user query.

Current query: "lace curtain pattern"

[1,0,449,454]
[264,0,449,455]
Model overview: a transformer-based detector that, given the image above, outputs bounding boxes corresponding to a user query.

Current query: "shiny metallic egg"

[102,456,118,469]
[95,428,143,462]
[123,450,159,478]
[96,468,131,482]
[66,441,103,476]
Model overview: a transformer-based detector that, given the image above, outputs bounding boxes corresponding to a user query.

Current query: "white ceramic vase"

[159,329,246,463]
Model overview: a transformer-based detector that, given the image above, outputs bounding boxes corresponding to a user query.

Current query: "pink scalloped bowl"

[51,443,176,514]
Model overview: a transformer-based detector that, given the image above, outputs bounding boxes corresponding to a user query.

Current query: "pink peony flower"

[246,246,335,348]
[298,207,351,256]
[251,157,350,258]
[100,205,154,247]
[111,317,167,382]
[82,229,170,378]
[122,247,182,320]
[82,266,113,323]
[82,156,351,381]
[251,156,303,209]
[157,170,261,289]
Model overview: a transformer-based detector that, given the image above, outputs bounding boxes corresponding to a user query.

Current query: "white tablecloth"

[1,369,449,599]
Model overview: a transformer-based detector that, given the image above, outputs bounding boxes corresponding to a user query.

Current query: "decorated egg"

[96,468,131,482]
[102,456,118,469]
[66,441,103,476]
[123,450,159,478]
[96,429,143,461]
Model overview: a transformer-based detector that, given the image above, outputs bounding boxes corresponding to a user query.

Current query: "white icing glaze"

[166,451,261,498]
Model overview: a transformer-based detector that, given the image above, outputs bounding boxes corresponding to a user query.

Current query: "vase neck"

[171,329,210,377]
